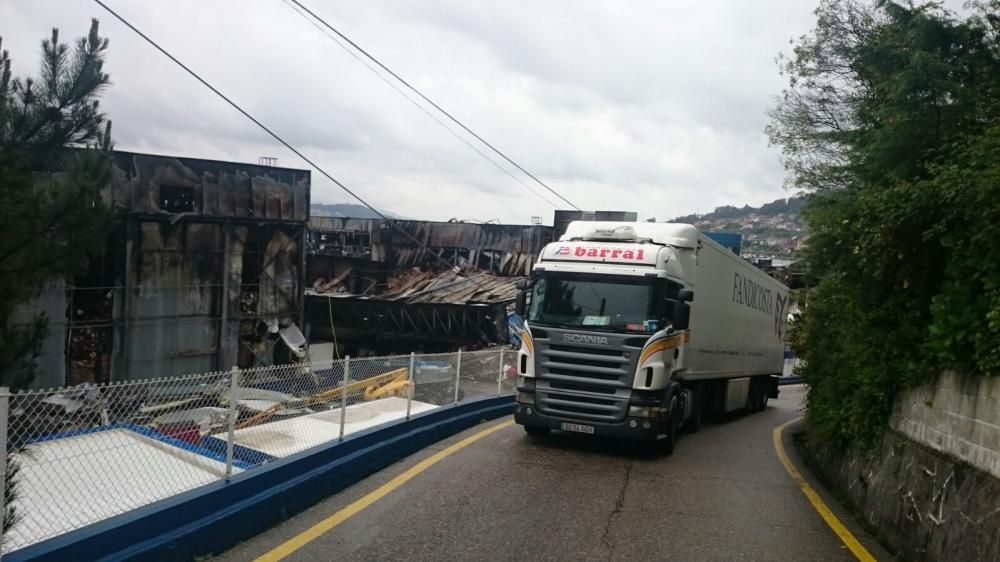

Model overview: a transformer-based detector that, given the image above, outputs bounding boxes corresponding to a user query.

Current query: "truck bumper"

[514,404,667,441]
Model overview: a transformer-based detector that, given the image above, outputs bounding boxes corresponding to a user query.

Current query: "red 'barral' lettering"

[561,245,649,261]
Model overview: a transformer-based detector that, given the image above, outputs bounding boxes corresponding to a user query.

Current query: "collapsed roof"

[308,267,523,305]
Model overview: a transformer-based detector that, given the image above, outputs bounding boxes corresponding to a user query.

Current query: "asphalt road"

[217,385,890,561]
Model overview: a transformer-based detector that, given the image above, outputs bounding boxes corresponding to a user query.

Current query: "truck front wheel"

[682,385,703,433]
[659,395,679,456]
[523,425,550,437]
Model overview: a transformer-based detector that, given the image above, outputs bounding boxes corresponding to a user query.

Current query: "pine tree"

[0,19,114,390]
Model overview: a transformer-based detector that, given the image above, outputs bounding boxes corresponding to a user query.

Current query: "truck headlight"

[516,376,535,404]
[628,405,667,418]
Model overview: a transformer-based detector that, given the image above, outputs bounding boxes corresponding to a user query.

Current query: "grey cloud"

[4,0,828,222]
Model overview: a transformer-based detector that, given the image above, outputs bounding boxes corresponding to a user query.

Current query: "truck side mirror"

[515,291,527,316]
[515,278,529,290]
[673,301,691,331]
[678,289,694,302]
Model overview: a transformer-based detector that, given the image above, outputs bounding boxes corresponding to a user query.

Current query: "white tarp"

[229,397,438,458]
[6,428,239,552]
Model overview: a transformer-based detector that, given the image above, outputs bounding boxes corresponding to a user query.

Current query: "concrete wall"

[891,371,1000,479]
[800,371,1000,560]
[800,428,1000,561]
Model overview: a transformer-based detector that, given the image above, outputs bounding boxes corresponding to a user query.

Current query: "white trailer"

[513,221,789,453]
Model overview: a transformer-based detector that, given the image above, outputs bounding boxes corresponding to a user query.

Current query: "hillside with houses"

[673,196,807,259]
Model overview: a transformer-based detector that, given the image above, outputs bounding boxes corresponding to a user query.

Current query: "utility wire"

[279,0,560,209]
[92,0,503,282]
[287,0,582,211]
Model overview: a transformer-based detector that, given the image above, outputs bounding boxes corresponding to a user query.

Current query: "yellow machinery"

[236,368,410,430]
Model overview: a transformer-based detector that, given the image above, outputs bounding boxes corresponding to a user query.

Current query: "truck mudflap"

[514,404,668,441]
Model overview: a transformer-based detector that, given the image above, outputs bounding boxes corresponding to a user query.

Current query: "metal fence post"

[0,386,9,551]
[339,356,350,441]
[454,350,463,404]
[497,349,505,395]
[406,352,415,420]
[225,368,238,480]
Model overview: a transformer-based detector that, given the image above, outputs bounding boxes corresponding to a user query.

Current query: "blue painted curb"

[778,376,804,386]
[8,395,515,562]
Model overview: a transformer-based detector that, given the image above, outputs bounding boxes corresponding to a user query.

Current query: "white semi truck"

[513,221,789,453]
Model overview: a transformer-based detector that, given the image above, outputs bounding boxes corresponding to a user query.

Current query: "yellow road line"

[256,419,515,562]
[773,418,877,562]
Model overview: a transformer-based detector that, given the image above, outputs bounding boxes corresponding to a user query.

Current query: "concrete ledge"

[8,395,514,562]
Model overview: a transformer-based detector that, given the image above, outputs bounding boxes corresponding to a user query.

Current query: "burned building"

[305,218,552,355]
[30,151,310,387]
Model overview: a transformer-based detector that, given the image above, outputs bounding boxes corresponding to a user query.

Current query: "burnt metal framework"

[306,297,505,354]
[306,217,552,278]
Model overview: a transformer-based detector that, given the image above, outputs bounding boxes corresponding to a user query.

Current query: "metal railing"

[0,348,517,553]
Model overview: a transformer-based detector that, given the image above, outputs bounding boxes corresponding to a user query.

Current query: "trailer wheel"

[748,380,764,414]
[755,378,769,412]
[749,385,758,414]
[524,425,550,437]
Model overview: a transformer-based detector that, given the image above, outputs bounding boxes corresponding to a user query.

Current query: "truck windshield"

[528,275,670,333]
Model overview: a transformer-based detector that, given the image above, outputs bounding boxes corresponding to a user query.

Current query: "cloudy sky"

[6,1,837,223]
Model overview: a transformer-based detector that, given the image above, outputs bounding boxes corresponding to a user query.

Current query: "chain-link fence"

[0,348,514,554]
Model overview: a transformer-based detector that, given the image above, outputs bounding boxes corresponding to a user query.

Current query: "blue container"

[705,231,742,255]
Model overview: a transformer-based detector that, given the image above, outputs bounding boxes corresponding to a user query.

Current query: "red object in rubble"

[158,424,201,444]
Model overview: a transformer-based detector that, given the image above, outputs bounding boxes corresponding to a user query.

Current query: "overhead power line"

[90,0,503,279]
[279,0,560,209]
[287,0,582,212]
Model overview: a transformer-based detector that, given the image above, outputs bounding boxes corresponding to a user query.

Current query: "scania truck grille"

[532,333,643,423]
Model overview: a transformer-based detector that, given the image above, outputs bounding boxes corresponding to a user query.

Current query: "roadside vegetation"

[769,0,1000,447]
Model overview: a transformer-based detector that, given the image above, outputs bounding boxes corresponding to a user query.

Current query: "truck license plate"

[561,422,595,434]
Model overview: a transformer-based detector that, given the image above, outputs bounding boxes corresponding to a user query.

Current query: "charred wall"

[36,152,310,386]
[110,151,309,221]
